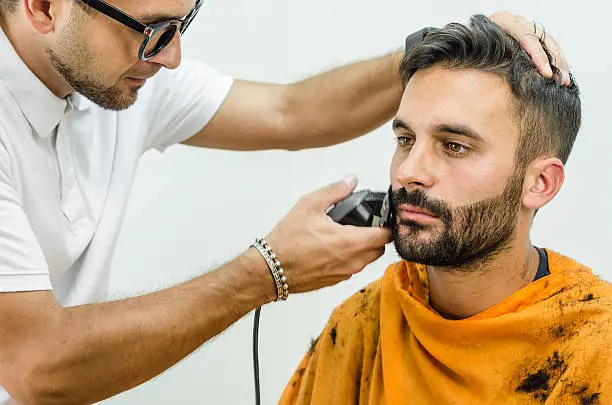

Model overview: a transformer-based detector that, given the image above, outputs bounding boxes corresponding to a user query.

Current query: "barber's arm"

[0,176,388,405]
[182,52,404,151]
[183,12,569,152]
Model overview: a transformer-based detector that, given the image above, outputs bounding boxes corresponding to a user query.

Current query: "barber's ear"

[522,157,565,210]
[24,0,62,34]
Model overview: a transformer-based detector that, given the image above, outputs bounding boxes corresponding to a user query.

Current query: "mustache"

[122,67,162,80]
[389,187,452,223]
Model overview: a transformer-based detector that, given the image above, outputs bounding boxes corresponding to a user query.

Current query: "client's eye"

[396,136,414,148]
[445,142,468,155]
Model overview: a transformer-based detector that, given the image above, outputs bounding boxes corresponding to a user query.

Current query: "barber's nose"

[149,33,182,69]
[394,142,436,190]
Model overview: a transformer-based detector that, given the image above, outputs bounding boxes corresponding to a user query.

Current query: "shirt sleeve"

[138,59,234,153]
[0,143,51,292]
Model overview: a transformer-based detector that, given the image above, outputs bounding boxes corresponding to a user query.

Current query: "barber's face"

[390,67,525,268]
[47,0,191,110]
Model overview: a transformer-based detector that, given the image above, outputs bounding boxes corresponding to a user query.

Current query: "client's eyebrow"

[433,124,484,142]
[392,118,411,132]
[393,120,485,143]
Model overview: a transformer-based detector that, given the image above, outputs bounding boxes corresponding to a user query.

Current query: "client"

[280,14,611,405]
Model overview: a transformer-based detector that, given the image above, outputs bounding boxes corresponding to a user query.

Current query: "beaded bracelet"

[252,238,289,301]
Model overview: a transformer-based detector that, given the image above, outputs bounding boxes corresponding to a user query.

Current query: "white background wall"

[104,1,612,404]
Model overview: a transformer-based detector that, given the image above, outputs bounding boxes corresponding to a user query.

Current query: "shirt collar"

[0,26,92,138]
[68,92,94,112]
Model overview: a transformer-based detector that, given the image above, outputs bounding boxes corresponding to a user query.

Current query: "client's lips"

[398,204,438,222]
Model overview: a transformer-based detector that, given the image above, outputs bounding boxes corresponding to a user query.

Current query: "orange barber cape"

[279,250,612,405]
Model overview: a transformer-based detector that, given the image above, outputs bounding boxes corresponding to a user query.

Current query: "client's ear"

[522,157,565,210]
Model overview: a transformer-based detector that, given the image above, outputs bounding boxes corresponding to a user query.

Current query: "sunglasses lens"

[143,24,178,59]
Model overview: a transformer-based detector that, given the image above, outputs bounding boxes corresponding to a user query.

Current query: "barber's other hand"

[265,175,392,294]
[490,11,570,85]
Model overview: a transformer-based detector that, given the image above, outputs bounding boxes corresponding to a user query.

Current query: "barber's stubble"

[46,6,159,111]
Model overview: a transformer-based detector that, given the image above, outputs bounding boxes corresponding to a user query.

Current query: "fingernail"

[343,174,357,186]
[544,65,553,77]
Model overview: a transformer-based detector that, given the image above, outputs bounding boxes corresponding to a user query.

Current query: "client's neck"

[426,238,540,320]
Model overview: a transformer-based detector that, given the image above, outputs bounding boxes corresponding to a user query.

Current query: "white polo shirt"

[0,26,232,403]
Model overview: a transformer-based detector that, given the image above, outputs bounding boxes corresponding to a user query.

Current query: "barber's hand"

[265,175,392,294]
[490,11,570,85]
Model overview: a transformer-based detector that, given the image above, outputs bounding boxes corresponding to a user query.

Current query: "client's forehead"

[397,66,520,145]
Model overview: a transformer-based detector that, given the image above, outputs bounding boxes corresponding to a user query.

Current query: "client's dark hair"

[400,14,581,168]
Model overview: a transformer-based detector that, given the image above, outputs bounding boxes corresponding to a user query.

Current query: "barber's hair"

[0,0,91,17]
[0,0,19,16]
[400,14,581,168]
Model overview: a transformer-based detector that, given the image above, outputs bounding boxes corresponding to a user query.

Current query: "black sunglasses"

[77,0,202,61]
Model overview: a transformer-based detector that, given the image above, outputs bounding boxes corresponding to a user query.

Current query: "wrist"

[238,247,278,306]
